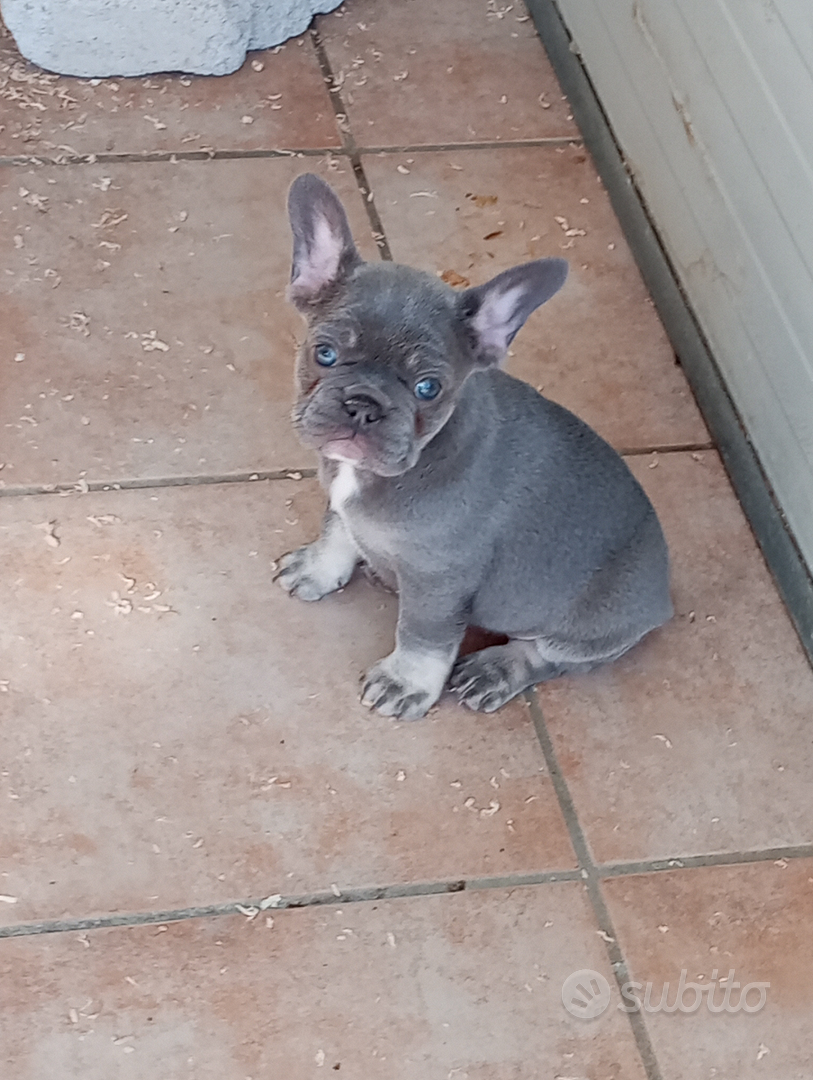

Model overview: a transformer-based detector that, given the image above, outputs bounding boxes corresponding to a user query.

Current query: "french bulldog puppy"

[278,174,672,720]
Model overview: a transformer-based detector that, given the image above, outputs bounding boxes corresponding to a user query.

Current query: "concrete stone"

[0,0,343,77]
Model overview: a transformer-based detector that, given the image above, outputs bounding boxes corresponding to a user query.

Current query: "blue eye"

[414,377,441,401]
[315,344,338,367]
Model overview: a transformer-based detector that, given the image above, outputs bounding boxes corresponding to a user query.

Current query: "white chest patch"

[329,462,359,514]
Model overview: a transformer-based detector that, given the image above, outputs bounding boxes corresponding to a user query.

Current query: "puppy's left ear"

[287,173,362,306]
[459,258,568,365]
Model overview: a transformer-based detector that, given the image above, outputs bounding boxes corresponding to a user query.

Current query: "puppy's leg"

[449,638,622,713]
[362,575,465,721]
[277,511,359,601]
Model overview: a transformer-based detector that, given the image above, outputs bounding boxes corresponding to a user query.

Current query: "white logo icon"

[561,969,612,1018]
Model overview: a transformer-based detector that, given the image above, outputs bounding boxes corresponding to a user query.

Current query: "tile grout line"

[619,441,714,457]
[359,138,583,154]
[348,156,392,260]
[3,834,811,943]
[0,445,713,500]
[0,870,582,940]
[0,468,318,499]
[0,140,583,170]
[309,23,393,261]
[0,148,339,167]
[524,689,665,1080]
[598,845,813,875]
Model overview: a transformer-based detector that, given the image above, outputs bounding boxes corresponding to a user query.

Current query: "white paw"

[361,650,450,721]
[276,542,353,602]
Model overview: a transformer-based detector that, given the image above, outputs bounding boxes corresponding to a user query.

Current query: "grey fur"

[278,174,673,719]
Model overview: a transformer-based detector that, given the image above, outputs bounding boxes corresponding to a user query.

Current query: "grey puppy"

[278,174,672,720]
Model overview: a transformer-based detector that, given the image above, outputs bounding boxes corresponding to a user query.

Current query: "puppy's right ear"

[287,174,362,306]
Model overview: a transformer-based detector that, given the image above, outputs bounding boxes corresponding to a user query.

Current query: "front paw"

[361,652,448,721]
[276,543,351,602]
[449,649,523,713]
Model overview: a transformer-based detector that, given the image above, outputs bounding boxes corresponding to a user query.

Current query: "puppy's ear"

[458,258,568,365]
[287,174,362,306]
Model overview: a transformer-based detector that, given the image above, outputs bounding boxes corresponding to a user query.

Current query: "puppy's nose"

[342,393,384,426]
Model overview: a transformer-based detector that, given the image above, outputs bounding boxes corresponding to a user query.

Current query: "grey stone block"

[0,0,343,77]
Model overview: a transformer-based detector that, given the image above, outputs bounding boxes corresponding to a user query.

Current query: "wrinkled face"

[293,263,473,476]
[285,174,568,474]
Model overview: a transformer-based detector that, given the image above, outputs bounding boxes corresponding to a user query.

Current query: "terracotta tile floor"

[1,3,811,1078]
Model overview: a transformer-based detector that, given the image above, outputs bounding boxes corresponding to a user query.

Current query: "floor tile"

[0,480,575,924]
[540,451,813,864]
[318,0,577,146]
[0,23,339,156]
[364,145,708,451]
[0,883,648,1080]
[0,156,377,489]
[603,860,813,1079]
